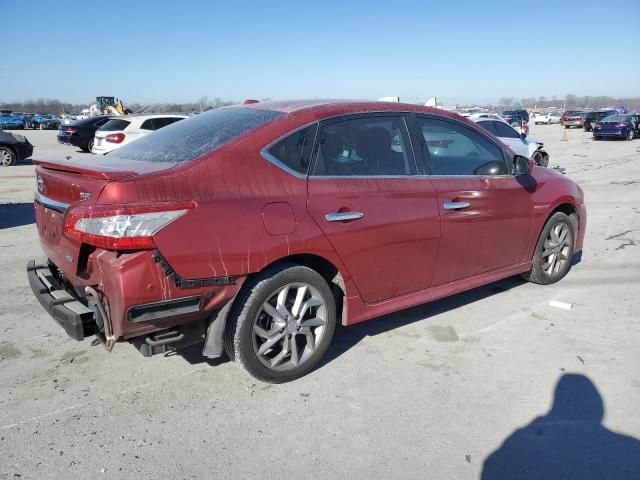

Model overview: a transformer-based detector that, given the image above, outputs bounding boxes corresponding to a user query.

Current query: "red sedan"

[28,100,586,382]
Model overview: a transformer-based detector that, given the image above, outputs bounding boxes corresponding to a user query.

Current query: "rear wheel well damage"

[202,253,346,359]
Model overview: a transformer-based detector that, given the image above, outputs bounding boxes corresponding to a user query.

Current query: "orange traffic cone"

[561,128,568,141]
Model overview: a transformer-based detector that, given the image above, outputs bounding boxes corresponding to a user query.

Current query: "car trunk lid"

[33,156,165,276]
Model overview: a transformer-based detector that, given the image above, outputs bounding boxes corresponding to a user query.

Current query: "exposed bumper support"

[27,261,95,341]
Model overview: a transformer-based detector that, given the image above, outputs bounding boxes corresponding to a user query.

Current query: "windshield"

[106,107,282,163]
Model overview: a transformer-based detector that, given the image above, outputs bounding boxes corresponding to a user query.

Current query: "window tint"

[312,116,413,176]
[477,120,498,135]
[152,117,179,129]
[267,124,317,175]
[106,107,282,163]
[93,118,110,127]
[493,122,520,138]
[99,119,131,131]
[140,119,154,130]
[418,117,507,176]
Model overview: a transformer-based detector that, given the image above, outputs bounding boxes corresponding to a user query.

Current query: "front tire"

[522,212,575,285]
[224,264,336,383]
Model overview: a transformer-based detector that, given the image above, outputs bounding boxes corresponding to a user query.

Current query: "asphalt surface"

[1,126,639,479]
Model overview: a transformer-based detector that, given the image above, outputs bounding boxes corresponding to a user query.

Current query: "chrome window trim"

[34,191,69,214]
[259,121,319,179]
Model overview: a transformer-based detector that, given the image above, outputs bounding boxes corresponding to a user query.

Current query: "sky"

[1,0,639,106]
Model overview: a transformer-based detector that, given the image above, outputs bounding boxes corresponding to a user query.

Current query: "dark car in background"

[0,130,33,166]
[501,109,529,123]
[584,109,618,132]
[592,113,639,141]
[560,111,586,128]
[57,115,111,152]
[31,114,61,130]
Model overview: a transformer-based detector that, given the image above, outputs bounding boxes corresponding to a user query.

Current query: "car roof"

[113,113,189,119]
[242,99,469,123]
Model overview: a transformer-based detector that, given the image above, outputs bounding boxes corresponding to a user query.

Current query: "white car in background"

[471,116,549,166]
[92,114,187,153]
[533,112,561,125]
[467,112,504,121]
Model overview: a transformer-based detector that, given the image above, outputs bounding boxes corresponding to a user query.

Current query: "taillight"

[63,202,196,250]
[105,133,126,144]
[65,127,78,133]
[616,122,627,127]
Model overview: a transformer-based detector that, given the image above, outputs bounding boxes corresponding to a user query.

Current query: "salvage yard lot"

[1,125,639,479]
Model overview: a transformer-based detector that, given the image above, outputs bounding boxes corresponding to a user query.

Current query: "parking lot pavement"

[1,126,639,479]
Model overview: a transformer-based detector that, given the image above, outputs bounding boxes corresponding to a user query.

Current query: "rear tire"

[0,146,17,167]
[224,263,336,383]
[84,137,94,153]
[522,212,575,285]
[593,135,601,141]
[627,129,634,141]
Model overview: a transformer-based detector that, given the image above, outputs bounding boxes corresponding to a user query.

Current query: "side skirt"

[345,261,533,326]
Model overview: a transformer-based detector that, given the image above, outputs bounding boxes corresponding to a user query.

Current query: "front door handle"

[443,201,470,210]
[325,211,364,222]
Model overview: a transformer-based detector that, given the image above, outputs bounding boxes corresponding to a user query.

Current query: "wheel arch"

[549,202,578,230]
[264,253,347,325]
[202,253,348,359]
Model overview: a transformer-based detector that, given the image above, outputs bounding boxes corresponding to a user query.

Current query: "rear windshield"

[106,107,282,163]
[100,119,131,131]
[602,115,630,122]
[73,116,108,126]
[565,111,582,116]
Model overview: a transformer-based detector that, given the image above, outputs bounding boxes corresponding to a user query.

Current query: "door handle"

[325,211,364,222]
[443,201,470,210]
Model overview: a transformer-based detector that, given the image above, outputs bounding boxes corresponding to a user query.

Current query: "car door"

[414,115,533,286]
[306,113,440,304]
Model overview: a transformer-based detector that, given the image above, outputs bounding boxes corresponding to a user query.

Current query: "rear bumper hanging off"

[27,261,95,341]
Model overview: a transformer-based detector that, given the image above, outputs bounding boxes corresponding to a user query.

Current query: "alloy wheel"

[0,149,14,166]
[542,223,572,276]
[252,282,327,372]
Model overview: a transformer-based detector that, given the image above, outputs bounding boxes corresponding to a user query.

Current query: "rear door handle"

[325,211,364,222]
[443,202,470,210]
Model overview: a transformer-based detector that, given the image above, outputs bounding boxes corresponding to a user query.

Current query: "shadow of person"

[482,374,640,479]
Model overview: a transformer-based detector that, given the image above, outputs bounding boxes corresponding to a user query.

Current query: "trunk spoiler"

[33,158,138,181]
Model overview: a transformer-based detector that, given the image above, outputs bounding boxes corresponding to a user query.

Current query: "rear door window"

[493,122,520,139]
[477,120,498,135]
[106,107,282,163]
[140,119,154,130]
[417,117,507,176]
[312,116,414,176]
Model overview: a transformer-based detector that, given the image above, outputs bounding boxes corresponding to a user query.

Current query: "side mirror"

[513,155,530,175]
[520,132,527,139]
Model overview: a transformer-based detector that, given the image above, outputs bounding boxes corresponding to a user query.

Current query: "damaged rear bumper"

[27,261,95,341]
